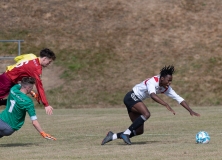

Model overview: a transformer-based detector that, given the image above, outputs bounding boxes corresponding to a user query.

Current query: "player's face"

[160,75,172,89]
[41,57,53,67]
[26,84,34,94]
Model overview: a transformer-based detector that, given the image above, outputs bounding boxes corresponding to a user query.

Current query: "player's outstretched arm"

[45,106,53,115]
[30,91,53,115]
[32,120,56,140]
[150,93,175,115]
[180,101,200,117]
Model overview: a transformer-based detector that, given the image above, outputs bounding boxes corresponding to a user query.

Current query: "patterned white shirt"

[132,75,184,104]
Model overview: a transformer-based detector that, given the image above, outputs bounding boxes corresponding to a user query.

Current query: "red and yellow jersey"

[5,54,49,107]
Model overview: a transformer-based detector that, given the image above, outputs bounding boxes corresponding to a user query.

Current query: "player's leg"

[0,119,15,138]
[128,108,147,136]
[120,101,150,144]
[101,90,149,145]
[101,90,135,145]
[115,111,145,139]
[129,101,150,134]
[107,113,143,145]
[0,73,14,103]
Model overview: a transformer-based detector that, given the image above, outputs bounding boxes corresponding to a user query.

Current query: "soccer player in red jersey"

[101,65,200,145]
[0,48,56,115]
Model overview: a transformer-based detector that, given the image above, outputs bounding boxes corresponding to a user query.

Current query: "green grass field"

[0,106,222,160]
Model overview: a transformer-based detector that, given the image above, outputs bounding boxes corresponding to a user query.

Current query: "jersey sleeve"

[25,98,37,121]
[33,69,49,107]
[164,86,184,104]
[146,78,157,95]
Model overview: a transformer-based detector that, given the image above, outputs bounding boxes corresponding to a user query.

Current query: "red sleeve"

[33,71,49,107]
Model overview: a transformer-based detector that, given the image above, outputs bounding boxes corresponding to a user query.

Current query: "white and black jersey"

[132,75,184,104]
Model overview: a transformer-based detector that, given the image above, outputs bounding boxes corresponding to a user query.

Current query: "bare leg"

[128,102,150,136]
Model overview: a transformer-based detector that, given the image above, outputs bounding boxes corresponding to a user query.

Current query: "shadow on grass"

[117,140,160,145]
[0,143,40,147]
[133,141,160,145]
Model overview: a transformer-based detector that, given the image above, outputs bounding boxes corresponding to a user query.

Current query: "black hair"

[21,77,36,86]
[160,65,175,77]
[40,48,56,60]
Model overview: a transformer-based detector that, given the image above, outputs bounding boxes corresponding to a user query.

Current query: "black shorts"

[123,90,142,113]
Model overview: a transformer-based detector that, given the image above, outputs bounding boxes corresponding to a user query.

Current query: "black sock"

[129,130,137,138]
[117,131,136,138]
[117,132,123,139]
[128,115,146,132]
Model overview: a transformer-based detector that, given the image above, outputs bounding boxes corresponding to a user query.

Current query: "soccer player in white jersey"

[0,77,56,140]
[101,65,200,145]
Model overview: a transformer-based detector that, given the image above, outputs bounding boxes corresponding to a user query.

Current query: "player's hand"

[190,111,200,117]
[45,106,53,115]
[30,91,41,104]
[40,131,56,140]
[165,104,175,115]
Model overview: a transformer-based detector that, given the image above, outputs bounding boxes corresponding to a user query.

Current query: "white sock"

[112,133,117,140]
[123,129,131,135]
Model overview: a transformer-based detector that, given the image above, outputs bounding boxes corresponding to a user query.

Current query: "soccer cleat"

[101,131,114,145]
[120,133,132,145]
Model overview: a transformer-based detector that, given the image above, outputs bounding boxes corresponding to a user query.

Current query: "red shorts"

[0,73,14,99]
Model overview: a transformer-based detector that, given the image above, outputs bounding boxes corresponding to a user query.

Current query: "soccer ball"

[196,131,210,144]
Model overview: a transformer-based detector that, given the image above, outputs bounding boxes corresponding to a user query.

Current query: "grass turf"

[0,106,221,160]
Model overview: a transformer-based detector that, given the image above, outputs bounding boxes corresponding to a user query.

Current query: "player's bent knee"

[141,114,150,121]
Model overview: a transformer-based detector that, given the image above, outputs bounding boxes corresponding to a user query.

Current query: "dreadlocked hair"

[160,65,175,77]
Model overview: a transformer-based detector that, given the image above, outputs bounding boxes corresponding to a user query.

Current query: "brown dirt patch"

[1,0,222,106]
